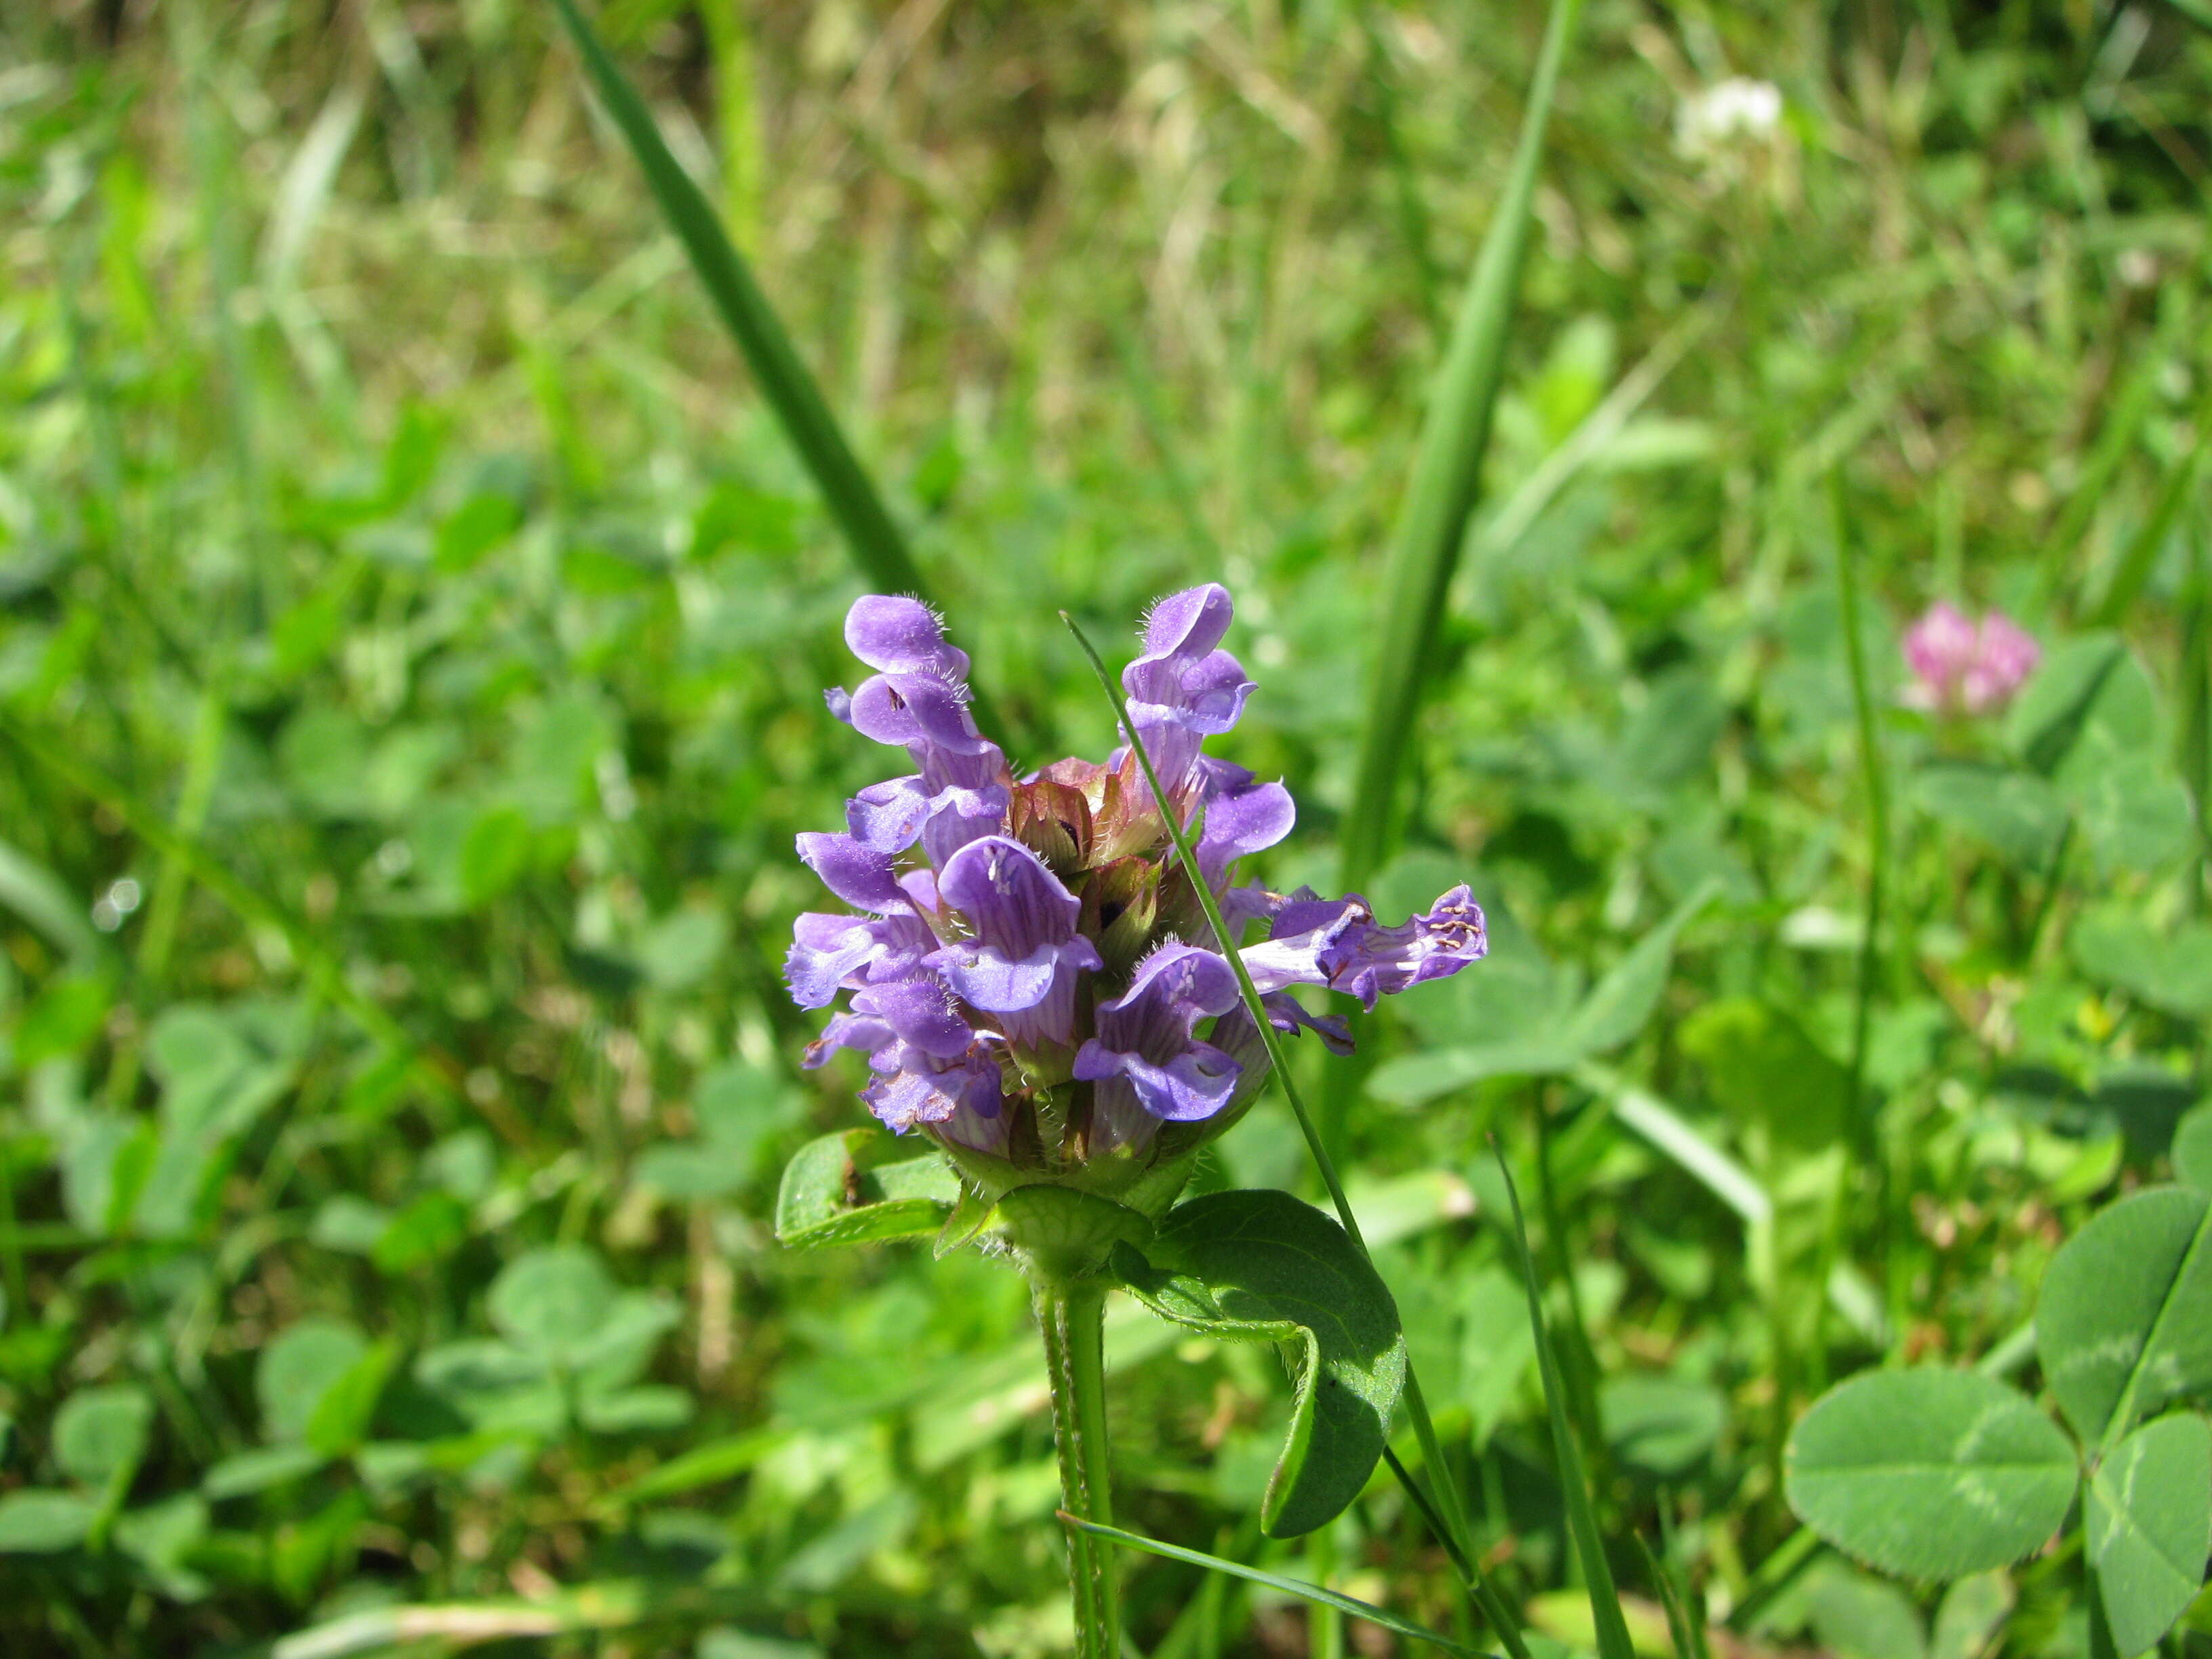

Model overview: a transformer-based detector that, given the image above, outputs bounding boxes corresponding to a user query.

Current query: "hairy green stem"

[1035,1275,1118,1659]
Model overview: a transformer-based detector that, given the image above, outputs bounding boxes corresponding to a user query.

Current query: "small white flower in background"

[1676,77,1784,160]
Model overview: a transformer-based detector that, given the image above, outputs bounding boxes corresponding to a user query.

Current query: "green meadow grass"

[1,2,2210,1655]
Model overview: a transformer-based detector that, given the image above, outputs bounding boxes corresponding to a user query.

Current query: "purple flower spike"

[1902,601,2041,716]
[1075,943,1246,1148]
[930,836,1103,1048]
[791,585,1490,1185]
[1122,583,1257,800]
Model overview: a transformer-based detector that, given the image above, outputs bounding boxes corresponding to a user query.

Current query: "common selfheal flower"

[1075,943,1246,1151]
[1902,601,2041,716]
[787,583,1490,1202]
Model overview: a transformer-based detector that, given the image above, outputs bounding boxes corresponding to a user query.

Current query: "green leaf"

[1928,1572,2015,1659]
[2071,908,2212,1017]
[1599,1374,1725,1479]
[773,1129,958,1250]
[305,1343,398,1458]
[458,804,533,907]
[2176,1105,2212,1193]
[53,1383,153,1487]
[2072,750,2195,876]
[15,974,111,1069]
[258,1317,369,1442]
[1679,997,1849,1153]
[1110,1189,1406,1538]
[113,1493,210,1597]
[1784,1368,2078,1580]
[2007,635,2133,777]
[0,1490,97,1553]
[1805,1562,1927,1659]
[1915,762,2070,869]
[201,1442,330,1500]
[488,1246,619,1369]
[1060,1512,1495,1656]
[2086,1413,2212,1658]
[2037,1185,2212,1448]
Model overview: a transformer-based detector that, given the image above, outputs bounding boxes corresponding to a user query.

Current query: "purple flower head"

[1902,601,2041,716]
[928,836,1103,1050]
[790,587,1489,1195]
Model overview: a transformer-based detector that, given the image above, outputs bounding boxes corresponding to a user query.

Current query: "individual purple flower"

[1902,601,2041,716]
[1242,885,1489,1012]
[790,583,1488,1184]
[830,596,1012,863]
[1121,584,1257,804]
[928,836,1104,1051]
[1074,943,1246,1149]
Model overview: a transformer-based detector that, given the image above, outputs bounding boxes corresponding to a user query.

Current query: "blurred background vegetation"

[2,0,2210,1654]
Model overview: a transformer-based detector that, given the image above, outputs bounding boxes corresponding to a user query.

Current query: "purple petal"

[1261,991,1355,1055]
[1077,1039,1244,1123]
[937,836,1082,958]
[785,913,882,1008]
[855,977,974,1059]
[844,595,970,678]
[847,671,995,757]
[796,832,908,912]
[846,777,934,854]
[804,1008,897,1070]
[1197,772,1294,885]
[864,1046,1003,1135]
[1322,884,1489,1010]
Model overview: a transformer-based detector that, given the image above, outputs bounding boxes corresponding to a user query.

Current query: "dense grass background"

[2,1,2211,1654]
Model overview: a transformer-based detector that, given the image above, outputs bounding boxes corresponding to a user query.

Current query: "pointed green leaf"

[1784,1369,2078,1580]
[1059,1512,1497,1657]
[2038,1186,2212,1448]
[1110,1189,1405,1538]
[2086,1413,2212,1658]
[1916,762,2069,869]
[773,1129,957,1249]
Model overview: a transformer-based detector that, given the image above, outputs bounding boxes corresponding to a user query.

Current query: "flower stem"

[1036,1273,1118,1659]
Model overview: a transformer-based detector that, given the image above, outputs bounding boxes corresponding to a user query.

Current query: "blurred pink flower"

[1902,601,2040,715]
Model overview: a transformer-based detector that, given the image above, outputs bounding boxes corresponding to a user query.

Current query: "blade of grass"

[1340,0,1584,887]
[1827,469,1896,1362]
[1492,1145,1636,1659]
[1059,1514,1499,1659]
[544,0,930,607]
[2089,415,2207,628]
[1063,612,1529,1659]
